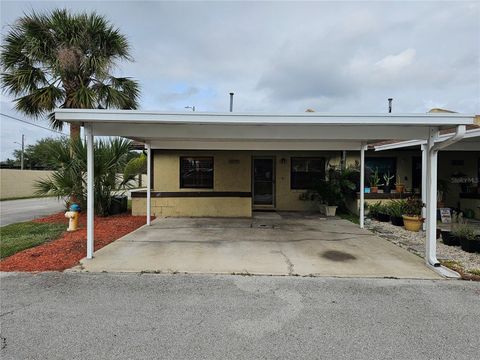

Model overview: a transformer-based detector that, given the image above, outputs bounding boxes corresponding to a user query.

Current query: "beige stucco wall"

[132,197,252,217]
[0,169,53,199]
[132,150,343,217]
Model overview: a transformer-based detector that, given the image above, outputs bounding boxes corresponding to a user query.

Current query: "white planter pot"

[324,206,338,217]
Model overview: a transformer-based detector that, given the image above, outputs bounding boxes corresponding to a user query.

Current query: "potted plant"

[395,175,405,194]
[402,197,424,232]
[369,168,381,193]
[311,167,356,217]
[441,228,460,246]
[383,172,394,194]
[368,202,382,220]
[388,200,407,226]
[452,224,480,253]
[377,203,390,222]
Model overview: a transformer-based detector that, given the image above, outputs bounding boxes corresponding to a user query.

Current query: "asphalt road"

[0,197,65,226]
[1,273,479,360]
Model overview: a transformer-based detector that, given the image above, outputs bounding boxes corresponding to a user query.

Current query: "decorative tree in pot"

[311,167,357,217]
[402,197,424,232]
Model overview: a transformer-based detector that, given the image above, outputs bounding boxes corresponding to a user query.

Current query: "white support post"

[421,144,427,231]
[85,124,94,259]
[146,143,151,226]
[425,128,439,266]
[359,142,367,228]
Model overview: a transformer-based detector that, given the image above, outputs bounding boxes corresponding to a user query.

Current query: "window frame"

[365,156,397,186]
[290,157,326,190]
[179,156,214,189]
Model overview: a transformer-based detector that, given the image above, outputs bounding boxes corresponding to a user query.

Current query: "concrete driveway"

[78,212,440,279]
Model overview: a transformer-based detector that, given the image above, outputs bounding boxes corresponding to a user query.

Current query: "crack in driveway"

[273,250,295,275]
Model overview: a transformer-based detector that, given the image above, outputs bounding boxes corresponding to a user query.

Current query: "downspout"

[425,125,466,266]
[431,125,466,152]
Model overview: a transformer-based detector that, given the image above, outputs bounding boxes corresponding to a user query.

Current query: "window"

[180,157,213,188]
[291,157,325,189]
[366,157,397,186]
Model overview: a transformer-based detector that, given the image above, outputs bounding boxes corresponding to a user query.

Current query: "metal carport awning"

[55,109,475,271]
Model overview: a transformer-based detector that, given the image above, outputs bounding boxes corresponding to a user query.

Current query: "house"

[365,114,480,220]
[54,109,474,267]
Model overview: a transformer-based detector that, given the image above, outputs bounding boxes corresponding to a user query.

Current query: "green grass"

[468,269,480,276]
[440,260,464,273]
[0,221,65,259]
[337,211,360,225]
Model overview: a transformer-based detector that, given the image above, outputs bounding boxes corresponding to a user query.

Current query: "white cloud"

[0,1,479,159]
[375,48,417,73]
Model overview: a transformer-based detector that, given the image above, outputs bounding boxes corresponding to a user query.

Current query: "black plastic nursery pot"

[109,195,128,215]
[441,231,460,246]
[390,216,404,227]
[459,237,480,253]
[377,213,390,222]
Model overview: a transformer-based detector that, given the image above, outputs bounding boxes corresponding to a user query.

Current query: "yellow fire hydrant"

[65,204,81,232]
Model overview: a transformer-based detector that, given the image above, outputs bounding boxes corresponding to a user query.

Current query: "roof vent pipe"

[229,92,234,112]
[388,98,393,113]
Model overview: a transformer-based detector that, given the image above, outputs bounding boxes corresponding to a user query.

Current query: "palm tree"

[1,9,140,138]
[35,137,136,216]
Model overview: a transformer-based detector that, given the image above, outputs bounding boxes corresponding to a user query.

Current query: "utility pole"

[21,134,24,170]
[185,106,195,112]
[14,134,25,170]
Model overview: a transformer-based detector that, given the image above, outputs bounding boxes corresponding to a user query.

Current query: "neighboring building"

[364,114,480,219]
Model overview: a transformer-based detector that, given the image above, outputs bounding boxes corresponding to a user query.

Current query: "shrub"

[310,167,357,208]
[403,197,423,217]
[35,137,135,216]
[368,202,382,218]
[387,200,408,218]
[378,203,389,214]
[451,224,476,241]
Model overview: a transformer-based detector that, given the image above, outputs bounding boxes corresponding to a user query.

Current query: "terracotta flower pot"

[395,184,405,193]
[371,186,378,193]
[402,215,423,232]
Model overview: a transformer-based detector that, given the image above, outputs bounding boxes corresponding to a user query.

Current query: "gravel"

[365,219,480,273]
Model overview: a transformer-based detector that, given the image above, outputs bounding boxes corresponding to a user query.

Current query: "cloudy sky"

[1,0,479,160]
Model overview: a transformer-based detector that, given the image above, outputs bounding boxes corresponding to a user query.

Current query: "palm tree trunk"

[70,123,81,140]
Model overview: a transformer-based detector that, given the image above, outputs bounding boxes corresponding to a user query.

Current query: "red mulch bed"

[0,212,150,272]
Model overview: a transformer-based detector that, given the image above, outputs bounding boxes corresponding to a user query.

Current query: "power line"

[0,112,68,135]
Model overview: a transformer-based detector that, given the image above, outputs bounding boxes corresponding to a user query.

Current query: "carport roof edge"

[54,109,475,127]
